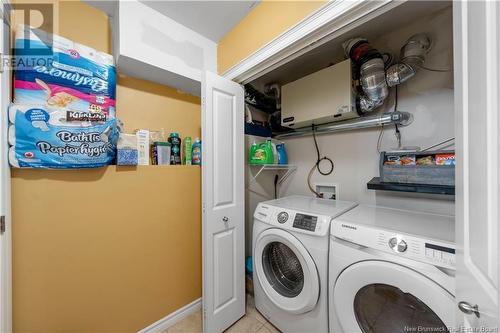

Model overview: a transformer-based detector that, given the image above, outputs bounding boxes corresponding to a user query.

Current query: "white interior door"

[202,71,245,333]
[0,2,12,332]
[454,0,499,329]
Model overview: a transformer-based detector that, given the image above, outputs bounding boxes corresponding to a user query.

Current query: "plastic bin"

[379,151,455,186]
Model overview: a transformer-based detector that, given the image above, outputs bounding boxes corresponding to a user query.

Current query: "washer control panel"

[332,221,456,269]
[293,213,318,231]
[253,203,330,236]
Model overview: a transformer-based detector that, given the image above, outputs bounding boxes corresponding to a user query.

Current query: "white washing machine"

[329,205,456,333]
[253,195,357,333]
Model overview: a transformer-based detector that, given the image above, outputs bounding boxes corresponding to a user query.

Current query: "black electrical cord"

[274,174,279,199]
[393,86,402,148]
[394,84,399,111]
[312,125,334,176]
[308,126,334,197]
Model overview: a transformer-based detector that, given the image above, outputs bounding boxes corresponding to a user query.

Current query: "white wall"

[245,135,279,255]
[245,7,454,255]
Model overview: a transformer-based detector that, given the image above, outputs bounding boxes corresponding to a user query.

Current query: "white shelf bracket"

[248,164,297,186]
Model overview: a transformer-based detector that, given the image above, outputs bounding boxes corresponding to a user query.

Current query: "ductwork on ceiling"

[343,33,432,114]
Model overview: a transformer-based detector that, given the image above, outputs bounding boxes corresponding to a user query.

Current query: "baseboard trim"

[138,298,202,333]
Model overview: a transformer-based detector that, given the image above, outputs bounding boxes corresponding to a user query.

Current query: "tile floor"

[164,295,281,333]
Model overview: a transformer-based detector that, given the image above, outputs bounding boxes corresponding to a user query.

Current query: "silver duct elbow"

[344,33,431,114]
[358,58,389,113]
[357,93,385,113]
[386,33,431,87]
[360,58,389,102]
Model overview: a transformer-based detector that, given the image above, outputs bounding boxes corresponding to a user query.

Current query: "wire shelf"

[248,164,297,185]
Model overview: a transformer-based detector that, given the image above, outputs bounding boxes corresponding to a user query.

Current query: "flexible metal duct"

[264,83,281,110]
[343,33,431,114]
[386,33,431,86]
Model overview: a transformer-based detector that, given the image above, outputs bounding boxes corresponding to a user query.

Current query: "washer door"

[334,260,454,333]
[254,228,319,314]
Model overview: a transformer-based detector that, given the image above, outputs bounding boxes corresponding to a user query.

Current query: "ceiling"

[140,1,260,42]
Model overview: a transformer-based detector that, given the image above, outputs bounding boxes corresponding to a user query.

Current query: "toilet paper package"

[13,25,116,116]
[8,104,118,169]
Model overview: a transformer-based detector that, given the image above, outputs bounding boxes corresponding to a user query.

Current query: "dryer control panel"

[424,243,455,267]
[332,221,456,269]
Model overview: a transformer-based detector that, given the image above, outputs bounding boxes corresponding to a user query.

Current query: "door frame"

[453,0,500,327]
[0,0,12,332]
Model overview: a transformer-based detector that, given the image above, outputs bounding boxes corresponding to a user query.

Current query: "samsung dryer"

[329,205,455,333]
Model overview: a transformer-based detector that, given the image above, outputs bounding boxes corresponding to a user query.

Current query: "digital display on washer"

[425,243,455,254]
[293,213,317,231]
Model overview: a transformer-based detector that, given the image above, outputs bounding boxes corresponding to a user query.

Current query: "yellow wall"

[12,166,201,332]
[217,0,326,73]
[11,1,201,332]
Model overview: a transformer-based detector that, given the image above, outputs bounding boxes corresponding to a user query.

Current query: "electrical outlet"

[315,183,339,200]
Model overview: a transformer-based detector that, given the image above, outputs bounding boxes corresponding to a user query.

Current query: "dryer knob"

[388,237,407,253]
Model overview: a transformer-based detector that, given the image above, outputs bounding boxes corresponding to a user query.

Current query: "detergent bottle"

[168,132,182,165]
[249,141,258,164]
[271,142,279,164]
[276,143,288,165]
[249,139,274,165]
[264,140,274,164]
[192,138,202,165]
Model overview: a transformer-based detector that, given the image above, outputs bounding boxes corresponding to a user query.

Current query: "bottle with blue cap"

[192,138,202,166]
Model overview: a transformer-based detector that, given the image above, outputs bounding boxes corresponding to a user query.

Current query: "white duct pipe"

[274,111,413,139]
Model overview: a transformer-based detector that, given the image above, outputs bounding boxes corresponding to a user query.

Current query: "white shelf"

[111,0,217,96]
[249,164,297,185]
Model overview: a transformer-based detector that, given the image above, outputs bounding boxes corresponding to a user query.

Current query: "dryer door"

[334,260,454,333]
[254,228,319,315]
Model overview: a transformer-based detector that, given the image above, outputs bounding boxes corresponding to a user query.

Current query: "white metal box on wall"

[281,59,357,128]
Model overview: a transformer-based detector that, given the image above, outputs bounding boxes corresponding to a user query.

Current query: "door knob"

[222,216,229,222]
[458,301,480,318]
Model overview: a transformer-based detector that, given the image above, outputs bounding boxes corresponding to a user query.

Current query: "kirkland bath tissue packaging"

[13,25,116,115]
[9,25,118,168]
[8,105,118,168]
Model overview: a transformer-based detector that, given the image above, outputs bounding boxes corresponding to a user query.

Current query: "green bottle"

[264,139,274,164]
[249,139,274,165]
[249,141,258,164]
[183,136,192,165]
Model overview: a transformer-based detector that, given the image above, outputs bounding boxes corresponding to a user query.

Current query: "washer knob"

[388,237,407,253]
[277,212,289,224]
